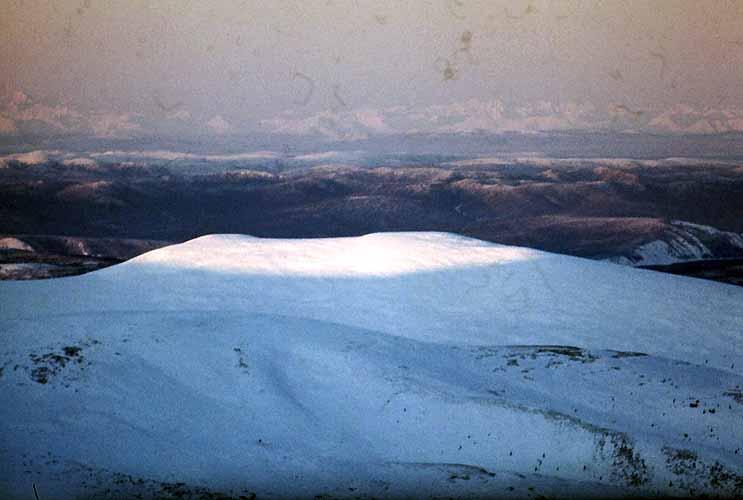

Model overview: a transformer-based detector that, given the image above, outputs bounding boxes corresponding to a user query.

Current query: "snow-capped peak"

[128,232,541,277]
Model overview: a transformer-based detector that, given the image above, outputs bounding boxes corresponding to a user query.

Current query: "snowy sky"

[2,0,743,140]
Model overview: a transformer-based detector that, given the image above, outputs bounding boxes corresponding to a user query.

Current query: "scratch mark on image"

[460,30,473,50]
[610,104,645,125]
[153,95,183,114]
[505,4,538,20]
[438,29,476,81]
[452,30,476,65]
[332,85,346,108]
[76,0,91,16]
[435,58,459,81]
[611,104,644,116]
[649,50,667,80]
[292,72,315,106]
[446,0,466,20]
[62,19,74,41]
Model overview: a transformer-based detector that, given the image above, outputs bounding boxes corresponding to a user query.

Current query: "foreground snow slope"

[1,232,743,498]
[3,232,742,373]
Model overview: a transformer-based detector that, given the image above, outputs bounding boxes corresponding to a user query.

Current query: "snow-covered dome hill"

[2,232,742,499]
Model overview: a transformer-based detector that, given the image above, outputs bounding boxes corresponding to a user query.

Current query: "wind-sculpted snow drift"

[1,232,742,499]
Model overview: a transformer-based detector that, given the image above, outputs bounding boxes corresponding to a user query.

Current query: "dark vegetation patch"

[87,477,257,500]
[442,463,497,482]
[594,434,650,488]
[497,345,601,366]
[63,346,82,357]
[35,459,258,500]
[663,446,743,496]
[534,346,598,363]
[708,462,743,494]
[28,344,87,384]
[155,481,256,499]
[472,346,500,360]
[234,347,249,373]
[724,389,743,405]
[611,351,649,359]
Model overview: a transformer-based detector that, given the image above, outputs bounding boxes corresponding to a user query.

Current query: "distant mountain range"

[2,153,743,283]
[608,220,743,266]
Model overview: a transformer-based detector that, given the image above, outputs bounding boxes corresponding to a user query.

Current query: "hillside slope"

[608,220,743,266]
[1,232,742,499]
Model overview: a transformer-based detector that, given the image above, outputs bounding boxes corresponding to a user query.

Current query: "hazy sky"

[2,0,743,140]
